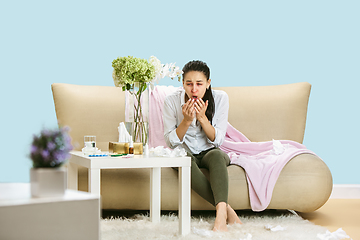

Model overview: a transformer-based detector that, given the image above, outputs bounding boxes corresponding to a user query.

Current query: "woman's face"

[183,71,211,100]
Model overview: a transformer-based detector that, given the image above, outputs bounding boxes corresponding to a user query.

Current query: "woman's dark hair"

[182,60,215,124]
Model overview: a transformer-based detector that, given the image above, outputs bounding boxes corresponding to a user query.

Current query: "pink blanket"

[220,123,316,211]
[149,85,179,148]
[149,86,316,211]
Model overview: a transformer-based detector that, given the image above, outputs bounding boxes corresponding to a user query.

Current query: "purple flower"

[53,151,65,161]
[41,129,52,137]
[61,126,71,133]
[30,145,38,154]
[41,150,50,160]
[30,126,73,168]
[47,142,56,151]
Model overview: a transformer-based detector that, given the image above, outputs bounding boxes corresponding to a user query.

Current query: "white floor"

[330,184,360,199]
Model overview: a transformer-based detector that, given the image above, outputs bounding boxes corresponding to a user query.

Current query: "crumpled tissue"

[150,146,187,157]
[265,224,286,231]
[272,139,285,155]
[317,228,351,240]
[118,122,131,142]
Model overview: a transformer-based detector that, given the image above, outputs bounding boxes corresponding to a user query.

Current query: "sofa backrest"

[52,82,311,150]
[52,83,125,150]
[214,82,311,143]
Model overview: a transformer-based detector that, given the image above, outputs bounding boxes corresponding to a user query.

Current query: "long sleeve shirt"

[163,88,229,154]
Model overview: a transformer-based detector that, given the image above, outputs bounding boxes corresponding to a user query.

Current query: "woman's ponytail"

[202,85,215,124]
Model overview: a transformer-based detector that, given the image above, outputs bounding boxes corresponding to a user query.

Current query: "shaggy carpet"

[100,211,350,240]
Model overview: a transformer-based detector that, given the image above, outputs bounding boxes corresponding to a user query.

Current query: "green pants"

[187,148,230,206]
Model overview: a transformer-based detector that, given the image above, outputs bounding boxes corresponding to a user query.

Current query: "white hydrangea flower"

[149,56,162,75]
[112,70,121,87]
[149,56,162,84]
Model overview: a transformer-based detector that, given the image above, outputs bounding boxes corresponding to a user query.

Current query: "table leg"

[67,162,78,190]
[150,167,161,223]
[88,168,101,196]
[178,166,191,236]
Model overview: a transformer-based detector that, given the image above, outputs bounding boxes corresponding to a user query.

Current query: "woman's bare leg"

[226,204,242,225]
[213,202,228,231]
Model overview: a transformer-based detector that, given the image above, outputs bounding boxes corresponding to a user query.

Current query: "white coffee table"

[68,151,191,236]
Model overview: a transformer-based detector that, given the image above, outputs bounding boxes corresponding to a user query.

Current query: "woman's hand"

[194,98,215,141]
[194,98,208,123]
[179,97,215,142]
[176,98,196,141]
[182,98,196,122]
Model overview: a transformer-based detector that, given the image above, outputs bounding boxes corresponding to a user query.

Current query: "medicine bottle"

[129,138,134,155]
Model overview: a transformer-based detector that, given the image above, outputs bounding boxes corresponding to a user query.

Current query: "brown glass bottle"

[129,138,134,155]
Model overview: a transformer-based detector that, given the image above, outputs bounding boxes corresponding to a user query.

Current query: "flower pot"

[30,167,67,198]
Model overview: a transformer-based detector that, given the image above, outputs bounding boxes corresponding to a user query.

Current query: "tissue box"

[109,142,129,154]
[109,142,143,155]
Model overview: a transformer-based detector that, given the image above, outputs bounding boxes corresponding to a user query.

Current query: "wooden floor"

[299,199,360,240]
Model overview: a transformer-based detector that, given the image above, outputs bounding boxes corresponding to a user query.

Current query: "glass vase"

[125,82,149,148]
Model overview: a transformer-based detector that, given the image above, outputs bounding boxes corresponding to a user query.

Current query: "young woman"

[163,60,242,231]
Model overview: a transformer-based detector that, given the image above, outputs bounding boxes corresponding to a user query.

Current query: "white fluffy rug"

[100,211,351,240]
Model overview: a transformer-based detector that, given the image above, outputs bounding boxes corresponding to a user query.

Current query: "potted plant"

[29,126,73,197]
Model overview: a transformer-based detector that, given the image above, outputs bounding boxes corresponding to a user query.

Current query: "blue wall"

[1,1,359,184]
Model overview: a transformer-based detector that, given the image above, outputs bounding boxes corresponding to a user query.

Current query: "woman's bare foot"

[213,202,228,232]
[227,204,242,225]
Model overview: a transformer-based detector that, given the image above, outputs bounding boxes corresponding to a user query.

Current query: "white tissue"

[150,146,187,157]
[118,122,131,142]
[265,224,286,231]
[317,228,351,240]
[272,139,285,155]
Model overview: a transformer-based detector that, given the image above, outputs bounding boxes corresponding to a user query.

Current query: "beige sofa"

[52,82,332,212]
